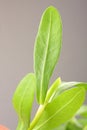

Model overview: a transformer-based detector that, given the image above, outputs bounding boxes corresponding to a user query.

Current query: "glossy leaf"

[34,87,85,130]
[34,6,62,104]
[12,73,35,130]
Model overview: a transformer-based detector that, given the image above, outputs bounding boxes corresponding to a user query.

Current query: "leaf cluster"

[12,6,87,130]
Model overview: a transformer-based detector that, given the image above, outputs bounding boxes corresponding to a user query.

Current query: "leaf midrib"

[40,11,52,103]
[35,88,83,130]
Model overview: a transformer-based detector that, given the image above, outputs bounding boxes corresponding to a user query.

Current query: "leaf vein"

[35,89,83,130]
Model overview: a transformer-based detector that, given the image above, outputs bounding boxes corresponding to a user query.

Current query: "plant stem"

[28,104,46,130]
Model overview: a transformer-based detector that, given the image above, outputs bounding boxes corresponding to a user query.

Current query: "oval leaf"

[34,6,62,104]
[54,82,87,99]
[34,87,85,130]
[12,73,35,130]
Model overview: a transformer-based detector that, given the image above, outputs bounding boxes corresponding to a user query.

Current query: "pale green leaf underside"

[34,6,62,104]
[76,105,87,118]
[12,73,35,130]
[54,82,87,98]
[34,87,85,130]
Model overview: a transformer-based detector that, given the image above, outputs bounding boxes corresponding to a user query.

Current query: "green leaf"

[34,6,62,104]
[45,77,61,103]
[34,87,85,130]
[12,73,35,130]
[65,117,83,130]
[54,124,66,130]
[78,118,87,128]
[54,82,87,99]
[83,125,87,130]
[76,105,87,118]
[65,122,82,130]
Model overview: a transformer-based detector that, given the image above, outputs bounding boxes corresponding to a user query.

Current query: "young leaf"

[34,6,62,104]
[34,87,85,130]
[12,73,35,130]
[76,105,87,118]
[45,77,61,103]
[54,82,87,99]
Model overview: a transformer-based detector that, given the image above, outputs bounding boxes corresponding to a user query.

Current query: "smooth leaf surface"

[76,105,87,118]
[34,87,85,130]
[12,73,35,130]
[45,77,61,103]
[34,6,62,104]
[54,82,87,99]
[54,124,66,130]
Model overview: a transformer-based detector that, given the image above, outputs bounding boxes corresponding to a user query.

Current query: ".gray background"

[0,0,87,129]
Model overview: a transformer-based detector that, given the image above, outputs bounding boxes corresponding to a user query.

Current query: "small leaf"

[34,87,85,130]
[54,82,87,99]
[34,6,62,104]
[12,73,35,130]
[76,105,87,118]
[45,77,61,103]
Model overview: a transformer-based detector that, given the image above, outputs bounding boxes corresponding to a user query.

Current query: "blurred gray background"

[0,0,87,129]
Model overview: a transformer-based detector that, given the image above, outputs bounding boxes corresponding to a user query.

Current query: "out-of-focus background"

[0,0,87,129]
